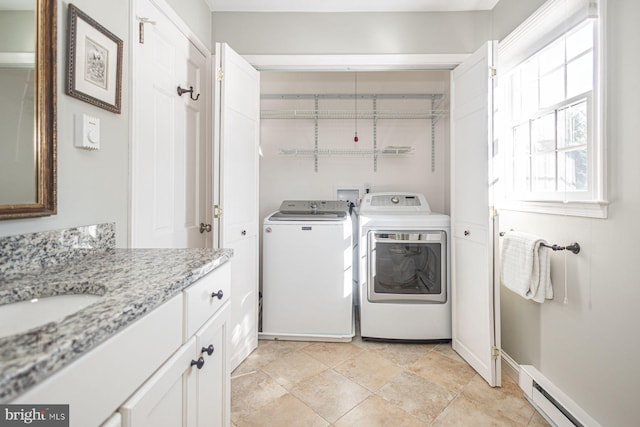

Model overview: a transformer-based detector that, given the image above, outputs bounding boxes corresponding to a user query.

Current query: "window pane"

[540,67,565,108]
[509,72,522,123]
[531,113,555,152]
[513,124,530,155]
[521,59,539,116]
[513,155,531,192]
[558,100,587,148]
[532,152,556,191]
[559,148,588,191]
[539,41,565,74]
[567,21,593,60]
[567,52,593,98]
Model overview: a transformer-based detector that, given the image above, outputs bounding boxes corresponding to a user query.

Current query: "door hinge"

[216,67,224,81]
[490,206,498,220]
[491,346,500,360]
[213,205,222,218]
[489,66,497,78]
[137,17,156,44]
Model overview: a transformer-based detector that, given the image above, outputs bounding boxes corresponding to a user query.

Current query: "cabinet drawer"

[184,262,231,338]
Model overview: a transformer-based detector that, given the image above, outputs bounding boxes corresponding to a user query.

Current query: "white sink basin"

[0,294,102,338]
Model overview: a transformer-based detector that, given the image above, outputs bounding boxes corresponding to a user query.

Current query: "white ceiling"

[206,0,500,13]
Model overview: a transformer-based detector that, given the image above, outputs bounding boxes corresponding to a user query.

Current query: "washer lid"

[360,192,431,214]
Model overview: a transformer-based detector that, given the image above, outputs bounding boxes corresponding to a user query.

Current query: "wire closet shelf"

[261,93,447,172]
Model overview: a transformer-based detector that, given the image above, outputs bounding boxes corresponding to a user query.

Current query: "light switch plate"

[75,114,100,150]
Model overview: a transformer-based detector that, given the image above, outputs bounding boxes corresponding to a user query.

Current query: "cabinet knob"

[202,344,215,356]
[464,230,470,236]
[190,357,205,370]
[241,230,247,236]
[211,290,224,300]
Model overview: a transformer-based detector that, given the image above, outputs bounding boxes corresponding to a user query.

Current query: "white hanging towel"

[501,231,553,303]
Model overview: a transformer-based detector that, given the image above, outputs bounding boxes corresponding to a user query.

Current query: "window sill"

[497,199,608,219]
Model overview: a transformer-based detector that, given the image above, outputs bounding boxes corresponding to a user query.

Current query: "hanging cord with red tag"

[353,72,359,143]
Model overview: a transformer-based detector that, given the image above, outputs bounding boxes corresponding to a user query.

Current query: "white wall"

[259,71,449,221]
[212,11,491,55]
[0,69,35,205]
[0,0,131,247]
[165,0,212,51]
[0,11,34,52]
[0,0,211,247]
[495,1,640,426]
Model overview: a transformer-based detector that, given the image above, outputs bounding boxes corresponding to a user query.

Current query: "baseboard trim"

[501,350,520,383]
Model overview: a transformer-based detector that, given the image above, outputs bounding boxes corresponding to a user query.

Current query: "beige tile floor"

[231,336,550,426]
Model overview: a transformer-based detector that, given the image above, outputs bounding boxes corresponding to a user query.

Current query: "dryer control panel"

[360,192,431,214]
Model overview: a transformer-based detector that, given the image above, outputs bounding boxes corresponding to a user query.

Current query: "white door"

[213,43,260,370]
[451,41,501,387]
[132,0,210,248]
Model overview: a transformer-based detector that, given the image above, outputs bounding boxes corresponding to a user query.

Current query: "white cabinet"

[120,337,198,427]
[10,262,231,427]
[14,295,183,427]
[101,413,122,427]
[194,304,230,427]
[120,263,231,427]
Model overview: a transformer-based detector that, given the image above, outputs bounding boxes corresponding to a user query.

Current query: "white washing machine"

[359,192,451,341]
[261,200,354,342]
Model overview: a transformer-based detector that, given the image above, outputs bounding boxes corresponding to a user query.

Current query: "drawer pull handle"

[202,344,215,356]
[464,230,470,236]
[190,357,205,370]
[211,290,224,300]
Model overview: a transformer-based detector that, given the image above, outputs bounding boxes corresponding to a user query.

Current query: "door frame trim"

[243,54,469,71]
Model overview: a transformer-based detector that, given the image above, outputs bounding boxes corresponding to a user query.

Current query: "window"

[498,0,606,218]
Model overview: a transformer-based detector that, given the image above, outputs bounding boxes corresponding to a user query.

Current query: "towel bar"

[498,231,580,254]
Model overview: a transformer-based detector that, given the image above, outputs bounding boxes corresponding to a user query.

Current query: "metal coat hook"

[177,85,200,101]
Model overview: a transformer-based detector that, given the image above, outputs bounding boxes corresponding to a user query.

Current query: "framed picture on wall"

[66,4,123,114]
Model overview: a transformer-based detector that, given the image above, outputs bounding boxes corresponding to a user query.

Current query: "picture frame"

[66,4,123,114]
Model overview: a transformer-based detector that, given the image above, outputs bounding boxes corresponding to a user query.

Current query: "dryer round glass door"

[367,230,447,303]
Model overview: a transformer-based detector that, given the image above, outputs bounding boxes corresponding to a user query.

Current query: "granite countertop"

[0,247,232,403]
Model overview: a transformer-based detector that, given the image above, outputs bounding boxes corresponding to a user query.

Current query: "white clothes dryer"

[358,192,451,341]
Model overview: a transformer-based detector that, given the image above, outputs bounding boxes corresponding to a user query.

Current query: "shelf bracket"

[431,94,436,172]
[314,95,319,173]
[373,96,378,172]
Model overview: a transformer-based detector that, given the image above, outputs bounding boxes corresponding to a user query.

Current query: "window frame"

[497,0,607,219]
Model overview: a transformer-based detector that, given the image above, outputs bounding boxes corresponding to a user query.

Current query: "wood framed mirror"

[0,0,56,219]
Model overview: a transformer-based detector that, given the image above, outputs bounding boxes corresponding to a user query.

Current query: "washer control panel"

[278,200,348,215]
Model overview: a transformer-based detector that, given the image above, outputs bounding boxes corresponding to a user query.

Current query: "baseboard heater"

[519,365,601,427]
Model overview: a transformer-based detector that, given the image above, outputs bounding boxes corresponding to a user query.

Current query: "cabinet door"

[451,41,501,387]
[213,42,260,370]
[120,338,198,427]
[195,303,231,427]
